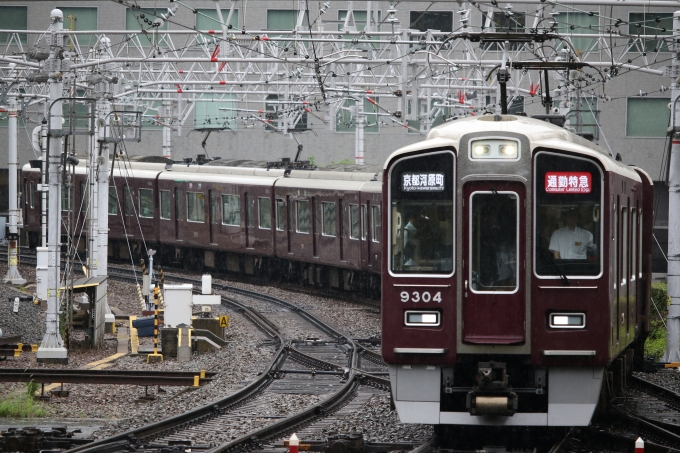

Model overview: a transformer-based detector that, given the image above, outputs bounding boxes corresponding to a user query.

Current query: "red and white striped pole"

[635,437,644,453]
[289,433,299,453]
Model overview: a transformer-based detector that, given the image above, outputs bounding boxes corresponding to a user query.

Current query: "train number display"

[400,291,442,303]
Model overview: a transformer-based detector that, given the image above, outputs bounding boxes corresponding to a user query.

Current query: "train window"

[349,204,360,239]
[621,206,628,287]
[296,200,310,233]
[160,190,171,219]
[222,195,240,226]
[372,205,381,243]
[322,202,336,237]
[247,195,255,227]
[631,208,637,283]
[276,199,285,231]
[259,197,272,230]
[534,152,602,278]
[187,192,205,223]
[388,151,454,275]
[61,184,73,211]
[124,186,133,216]
[361,205,368,240]
[470,192,518,292]
[108,187,118,215]
[29,182,34,209]
[139,189,154,218]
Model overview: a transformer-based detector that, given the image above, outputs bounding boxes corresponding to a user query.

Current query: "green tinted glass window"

[0,6,27,44]
[557,12,598,54]
[409,11,452,32]
[629,13,672,52]
[61,7,98,47]
[187,192,205,222]
[322,202,336,237]
[222,194,240,226]
[108,186,118,215]
[267,10,298,30]
[139,188,154,218]
[160,190,171,219]
[259,197,272,230]
[626,98,671,137]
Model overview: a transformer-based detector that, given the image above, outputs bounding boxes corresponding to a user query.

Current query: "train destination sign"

[402,173,445,192]
[545,172,592,194]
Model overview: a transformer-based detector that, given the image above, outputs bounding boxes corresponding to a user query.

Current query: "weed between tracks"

[0,383,47,418]
[646,283,669,360]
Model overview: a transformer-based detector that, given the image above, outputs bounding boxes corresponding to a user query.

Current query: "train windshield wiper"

[539,244,570,286]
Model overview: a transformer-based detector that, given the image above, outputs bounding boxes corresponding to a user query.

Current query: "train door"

[209,190,216,244]
[338,199,344,261]
[175,188,182,241]
[462,181,526,344]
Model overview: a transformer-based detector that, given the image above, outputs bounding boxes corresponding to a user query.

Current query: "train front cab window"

[389,150,454,274]
[534,152,602,278]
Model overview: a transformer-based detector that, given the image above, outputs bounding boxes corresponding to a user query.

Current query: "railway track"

[61,267,392,453]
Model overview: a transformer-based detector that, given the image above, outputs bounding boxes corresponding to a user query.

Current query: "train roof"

[385,114,640,180]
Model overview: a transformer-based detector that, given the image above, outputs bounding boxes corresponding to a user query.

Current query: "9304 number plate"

[400,291,442,303]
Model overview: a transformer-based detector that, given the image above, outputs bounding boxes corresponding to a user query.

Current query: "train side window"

[187,192,205,223]
[361,205,368,240]
[61,184,73,211]
[276,199,285,231]
[349,204,360,239]
[108,186,118,215]
[246,195,255,228]
[621,206,628,287]
[123,186,134,216]
[534,152,602,278]
[259,197,272,230]
[322,202,336,237]
[388,151,455,275]
[139,188,154,218]
[631,208,637,282]
[222,194,240,226]
[160,190,171,219]
[296,200,310,233]
[29,181,34,209]
[372,205,381,243]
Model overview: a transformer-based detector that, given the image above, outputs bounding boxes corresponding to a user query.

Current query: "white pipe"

[3,95,25,285]
[31,125,41,153]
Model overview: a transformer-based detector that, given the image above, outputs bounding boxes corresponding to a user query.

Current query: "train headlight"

[499,144,517,158]
[549,313,586,329]
[468,139,520,161]
[405,310,440,327]
[473,145,490,156]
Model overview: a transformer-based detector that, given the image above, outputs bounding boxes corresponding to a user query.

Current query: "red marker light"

[219,80,226,85]
[208,30,215,34]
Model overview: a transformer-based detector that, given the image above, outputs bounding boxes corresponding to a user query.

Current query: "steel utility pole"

[665,11,680,362]
[37,8,68,364]
[4,95,26,285]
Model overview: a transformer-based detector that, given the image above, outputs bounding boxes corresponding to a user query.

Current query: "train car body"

[20,159,384,294]
[381,114,653,429]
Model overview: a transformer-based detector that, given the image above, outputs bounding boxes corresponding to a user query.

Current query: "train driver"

[549,208,596,260]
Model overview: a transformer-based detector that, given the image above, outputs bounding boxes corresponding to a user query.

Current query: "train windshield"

[535,152,602,277]
[389,151,454,275]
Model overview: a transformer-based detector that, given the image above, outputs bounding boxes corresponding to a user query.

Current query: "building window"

[322,202,336,236]
[626,98,670,137]
[61,7,98,47]
[222,194,240,226]
[296,200,310,233]
[266,94,307,131]
[481,12,526,50]
[0,6,27,45]
[557,12,599,54]
[187,192,205,223]
[160,190,171,219]
[196,8,238,30]
[276,199,285,231]
[372,205,381,242]
[267,10,300,30]
[349,204,360,239]
[126,8,168,47]
[628,13,672,52]
[259,197,272,230]
[409,11,453,32]
[335,98,379,133]
[139,188,154,218]
[124,186,133,216]
[108,186,118,215]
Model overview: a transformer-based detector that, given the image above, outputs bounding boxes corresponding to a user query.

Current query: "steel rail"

[0,373,213,387]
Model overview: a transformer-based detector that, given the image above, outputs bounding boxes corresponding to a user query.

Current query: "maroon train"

[381,114,653,440]
[21,158,383,295]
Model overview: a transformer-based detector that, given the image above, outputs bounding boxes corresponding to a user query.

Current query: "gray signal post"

[4,95,26,285]
[37,8,67,363]
[666,12,680,362]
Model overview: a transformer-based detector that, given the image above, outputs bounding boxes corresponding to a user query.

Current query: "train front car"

[382,115,652,437]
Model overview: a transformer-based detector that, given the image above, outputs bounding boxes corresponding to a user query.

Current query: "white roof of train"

[385,114,641,181]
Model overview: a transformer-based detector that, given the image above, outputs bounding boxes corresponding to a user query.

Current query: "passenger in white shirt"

[549,209,595,259]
